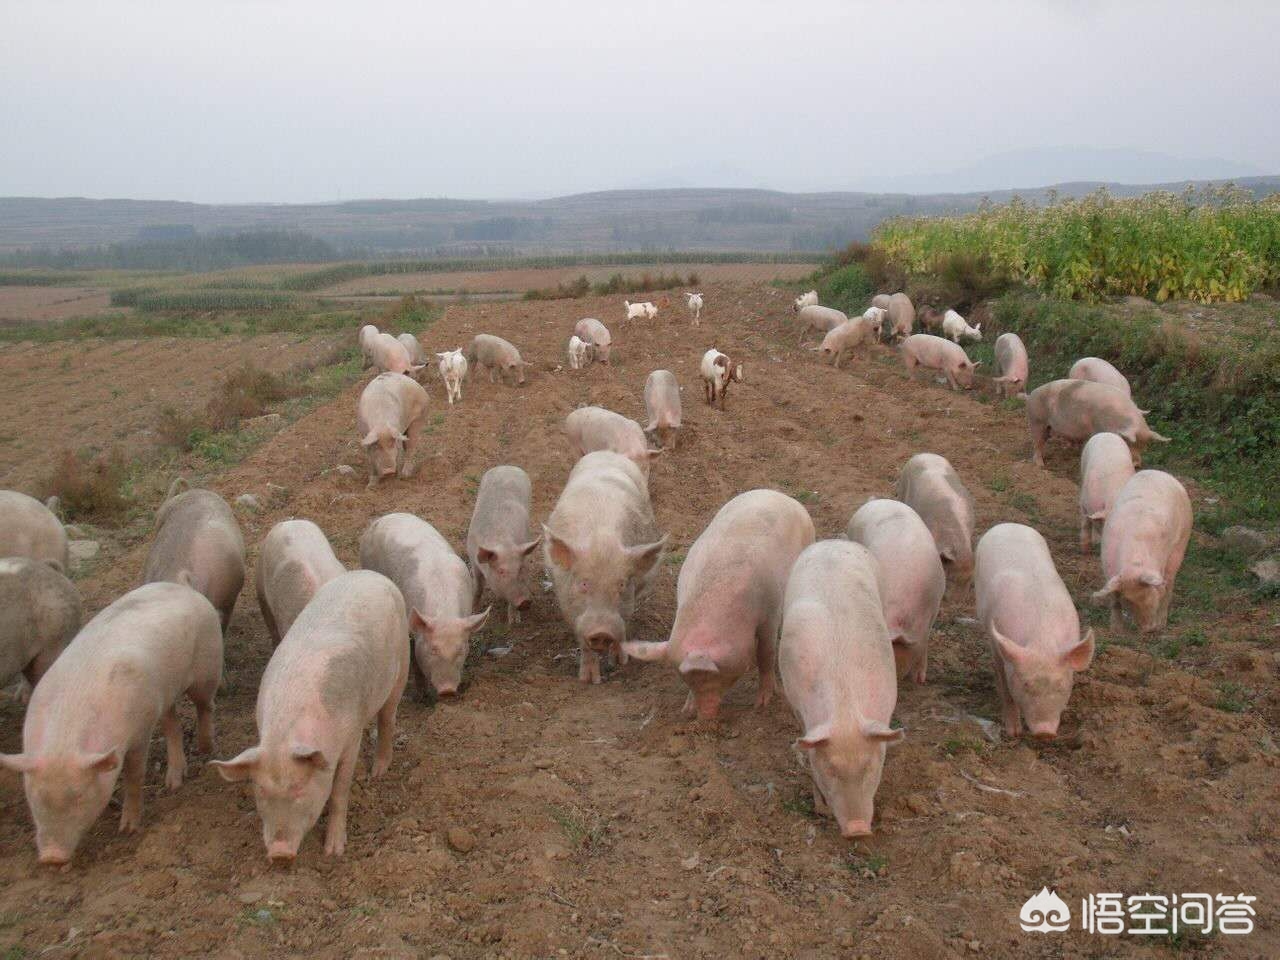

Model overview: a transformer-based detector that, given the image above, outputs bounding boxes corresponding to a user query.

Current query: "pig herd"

[0,288,1192,861]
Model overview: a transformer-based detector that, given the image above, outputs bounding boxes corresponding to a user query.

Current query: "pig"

[941,308,981,343]
[624,490,814,718]
[1069,356,1131,397]
[975,523,1095,739]
[573,318,612,363]
[685,291,704,324]
[895,453,975,586]
[142,483,245,634]
[467,466,542,625]
[899,334,980,391]
[0,490,69,573]
[1,581,222,864]
[624,300,658,321]
[793,290,820,312]
[360,514,488,698]
[795,304,847,344]
[1025,378,1168,468]
[565,406,663,477]
[368,331,424,376]
[209,571,408,861]
[918,304,944,332]
[815,317,877,368]
[396,332,427,368]
[1091,470,1192,633]
[845,499,944,684]
[567,335,593,370]
[0,557,81,692]
[255,519,345,645]
[643,369,682,450]
[465,334,531,385]
[542,452,666,684]
[357,371,430,487]
[871,293,892,311]
[358,324,379,366]
[885,292,915,342]
[700,348,744,409]
[778,539,901,837]
[992,332,1029,398]
[435,348,467,404]
[1078,432,1136,553]
[861,306,887,338]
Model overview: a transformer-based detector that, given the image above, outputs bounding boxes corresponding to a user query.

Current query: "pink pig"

[846,498,945,684]
[779,539,903,837]
[643,369,683,451]
[1,581,223,864]
[565,406,664,478]
[1091,470,1192,633]
[899,334,980,391]
[211,570,409,861]
[1069,356,1131,397]
[357,372,430,487]
[991,332,1029,398]
[815,317,878,368]
[255,519,346,645]
[368,332,424,376]
[975,523,1095,739]
[895,453,976,587]
[466,466,542,625]
[1026,378,1168,468]
[623,490,815,719]
[574,318,612,364]
[1078,432,1136,553]
[0,491,68,572]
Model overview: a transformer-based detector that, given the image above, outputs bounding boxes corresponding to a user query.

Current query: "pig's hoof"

[325,834,347,857]
[371,758,390,779]
[165,770,184,791]
[119,815,141,834]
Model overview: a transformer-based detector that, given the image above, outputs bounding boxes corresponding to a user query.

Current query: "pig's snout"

[515,596,532,611]
[1029,724,1059,741]
[37,845,72,866]
[267,840,298,864]
[839,820,873,839]
[435,684,459,697]
[585,632,617,652]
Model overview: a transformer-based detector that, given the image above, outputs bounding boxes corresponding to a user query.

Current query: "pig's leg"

[371,693,399,779]
[323,744,358,857]
[1079,513,1092,553]
[910,639,928,685]
[399,416,424,479]
[506,599,520,627]
[409,648,431,701]
[1109,596,1125,632]
[682,690,696,715]
[578,647,601,684]
[1028,419,1049,467]
[613,639,628,667]
[754,614,780,709]
[119,743,148,833]
[488,366,496,383]
[22,647,60,688]
[259,590,282,646]
[190,676,217,754]
[1155,583,1174,631]
[161,705,187,790]
[991,657,1021,738]
[812,783,831,817]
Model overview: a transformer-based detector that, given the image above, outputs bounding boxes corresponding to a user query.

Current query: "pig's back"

[469,466,532,550]
[782,541,890,671]
[679,490,814,600]
[144,491,243,582]
[0,491,68,571]
[975,524,1074,625]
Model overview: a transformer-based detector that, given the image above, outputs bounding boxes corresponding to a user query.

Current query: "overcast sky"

[2,1,1278,203]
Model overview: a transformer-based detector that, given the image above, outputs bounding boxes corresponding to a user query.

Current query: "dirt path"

[1,282,1275,959]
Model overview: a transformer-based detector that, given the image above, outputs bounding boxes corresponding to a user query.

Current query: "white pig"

[975,523,1094,739]
[360,514,488,698]
[779,539,902,837]
[397,332,428,368]
[795,304,847,344]
[210,571,409,861]
[643,369,682,450]
[700,348,744,409]
[624,490,815,718]
[368,332,424,376]
[255,519,346,645]
[1026,378,1168,468]
[358,324,379,366]
[885,292,915,342]
[899,334,980,391]
[895,453,975,586]
[543,452,666,684]
[357,372,430,487]
[0,490,69,572]
[1,581,222,864]
[435,348,467,404]
[565,406,664,477]
[816,317,878,368]
[574,318,612,363]
[1091,470,1192,633]
[992,332,1029,398]
[0,557,82,691]
[1069,356,1131,397]
[1078,432,1136,553]
[567,335,593,370]
[846,499,944,684]
[942,309,981,343]
[871,293,892,311]
[467,466,541,625]
[465,334,531,385]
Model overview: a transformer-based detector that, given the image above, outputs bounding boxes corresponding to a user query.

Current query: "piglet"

[143,482,245,634]
[210,570,409,861]
[846,499,944,684]
[0,490,69,572]
[779,539,902,837]
[255,519,345,645]
[465,334,531,385]
[0,557,81,691]
[565,406,663,478]
[1069,356,1131,397]
[1026,378,1167,467]
[357,372,430,487]
[624,490,814,718]
[467,466,541,625]
[1078,432,1135,553]
[899,334,980,391]
[992,332,1029,398]
[361,513,489,698]
[567,335,593,370]
[643,369,682,450]
[1092,470,1192,633]
[976,523,1094,739]
[895,453,976,587]
[2,581,222,864]
[574,318,612,364]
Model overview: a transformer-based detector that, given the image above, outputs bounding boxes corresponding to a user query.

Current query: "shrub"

[815,263,873,316]
[205,365,293,431]
[43,449,130,521]
[155,406,203,451]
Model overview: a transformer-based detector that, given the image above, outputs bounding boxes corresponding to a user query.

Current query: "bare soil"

[0,286,116,325]
[1,281,1276,959]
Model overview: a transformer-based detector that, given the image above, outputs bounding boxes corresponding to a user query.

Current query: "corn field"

[874,187,1280,303]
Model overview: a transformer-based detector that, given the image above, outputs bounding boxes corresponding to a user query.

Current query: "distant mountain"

[852,147,1268,195]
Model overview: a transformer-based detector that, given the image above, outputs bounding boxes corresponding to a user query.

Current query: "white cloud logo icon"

[1020,887,1071,933]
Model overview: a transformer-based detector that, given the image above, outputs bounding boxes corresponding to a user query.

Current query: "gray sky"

[3,0,1278,202]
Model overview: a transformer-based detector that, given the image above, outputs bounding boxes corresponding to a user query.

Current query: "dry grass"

[43,448,130,521]
[205,365,293,431]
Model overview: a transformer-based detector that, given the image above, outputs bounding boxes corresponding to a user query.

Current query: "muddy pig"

[256,519,345,645]
[466,466,541,626]
[357,371,430,487]
[895,453,975,587]
[0,490,68,572]
[1026,378,1167,467]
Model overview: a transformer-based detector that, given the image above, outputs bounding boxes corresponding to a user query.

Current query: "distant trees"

[0,229,343,270]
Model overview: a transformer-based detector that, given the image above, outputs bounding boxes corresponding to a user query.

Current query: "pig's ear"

[290,745,328,770]
[991,624,1026,663]
[626,535,668,576]
[971,360,983,368]
[409,607,435,636]
[0,753,34,773]
[678,652,719,675]
[43,558,66,573]
[1138,571,1165,588]
[621,639,670,662]
[864,722,906,745]
[436,352,450,360]
[463,606,491,633]
[1062,629,1095,672]
[1091,575,1121,602]
[518,536,543,557]
[643,448,666,461]
[409,365,425,373]
[81,749,121,774]
[476,547,498,565]
[209,747,261,782]
[361,430,380,448]
[543,525,576,570]
[796,724,833,750]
